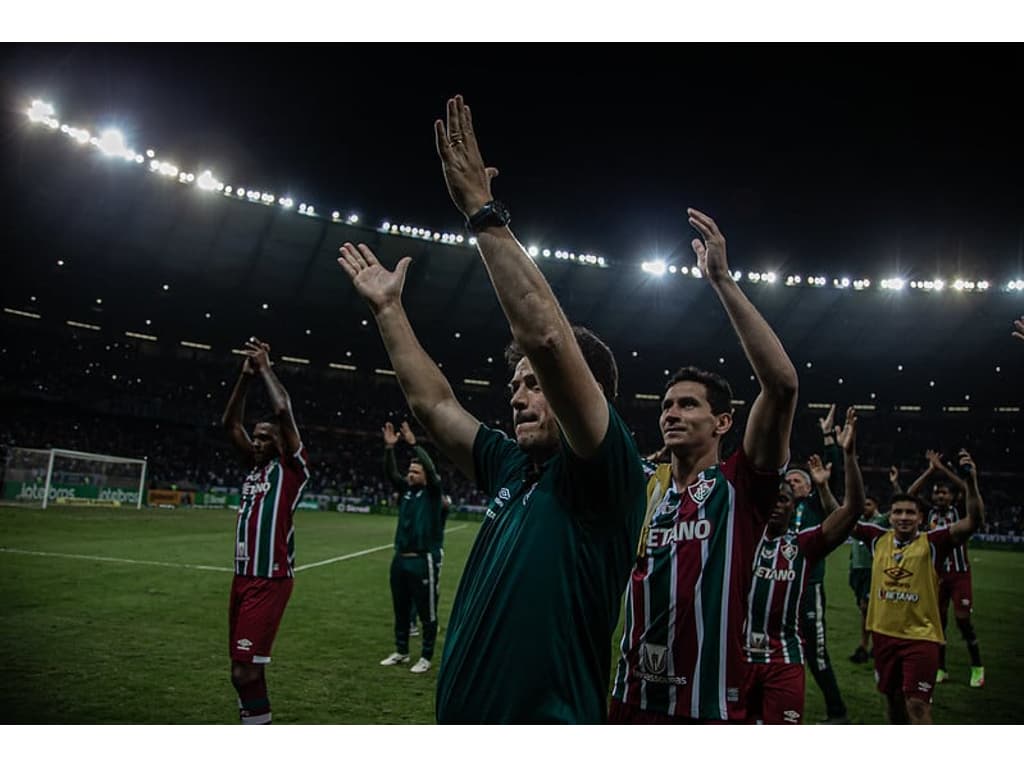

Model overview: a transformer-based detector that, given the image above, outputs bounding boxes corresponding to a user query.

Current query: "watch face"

[469,200,510,231]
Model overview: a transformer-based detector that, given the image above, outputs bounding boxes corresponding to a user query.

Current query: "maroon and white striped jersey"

[235,444,310,578]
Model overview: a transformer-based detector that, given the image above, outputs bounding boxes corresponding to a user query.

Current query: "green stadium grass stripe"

[294,524,468,572]
[0,546,232,572]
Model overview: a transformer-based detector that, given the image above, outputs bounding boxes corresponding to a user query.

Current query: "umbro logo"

[236,638,253,650]
[883,566,913,580]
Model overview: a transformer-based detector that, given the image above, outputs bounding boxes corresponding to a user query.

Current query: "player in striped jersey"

[852,450,984,724]
[743,407,865,724]
[785,405,849,723]
[908,451,984,687]
[221,337,310,724]
[609,209,799,724]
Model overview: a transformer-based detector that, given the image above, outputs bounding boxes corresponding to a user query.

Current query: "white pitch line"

[294,523,469,572]
[0,547,232,572]
[0,523,470,575]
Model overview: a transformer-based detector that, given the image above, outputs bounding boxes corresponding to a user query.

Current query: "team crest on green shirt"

[687,476,716,505]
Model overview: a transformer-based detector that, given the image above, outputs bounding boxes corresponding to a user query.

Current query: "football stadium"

[1,43,1022,731]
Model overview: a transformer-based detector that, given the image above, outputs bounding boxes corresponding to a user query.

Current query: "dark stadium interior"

[1,44,1021,532]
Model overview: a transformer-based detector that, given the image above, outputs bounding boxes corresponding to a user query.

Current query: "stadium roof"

[2,45,1022,411]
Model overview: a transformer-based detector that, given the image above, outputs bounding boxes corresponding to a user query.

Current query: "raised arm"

[808,454,839,515]
[820,408,866,550]
[688,208,798,471]
[434,95,608,459]
[338,244,480,482]
[819,404,844,495]
[382,422,405,489]
[246,338,301,456]
[888,465,903,495]
[1013,315,1024,343]
[402,421,442,488]
[908,450,965,497]
[929,451,967,495]
[221,355,256,464]
[950,450,984,545]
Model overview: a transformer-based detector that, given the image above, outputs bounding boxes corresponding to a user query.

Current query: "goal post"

[2,447,147,509]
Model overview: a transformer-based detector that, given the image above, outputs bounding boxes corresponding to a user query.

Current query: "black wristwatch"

[466,200,511,233]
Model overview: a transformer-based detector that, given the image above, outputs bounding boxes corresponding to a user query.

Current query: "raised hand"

[399,420,417,446]
[434,94,499,219]
[244,337,272,372]
[925,449,944,470]
[808,453,832,486]
[338,242,411,315]
[1013,315,1024,342]
[836,406,858,454]
[382,422,399,447]
[687,208,730,282]
[957,449,977,481]
[889,465,899,484]
[818,403,837,435]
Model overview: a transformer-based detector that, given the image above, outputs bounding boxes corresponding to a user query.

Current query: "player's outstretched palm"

[382,422,399,447]
[434,94,499,219]
[338,242,411,315]
[687,207,729,282]
[399,421,417,445]
[836,406,857,454]
[1012,315,1024,343]
[808,454,831,486]
[818,403,836,435]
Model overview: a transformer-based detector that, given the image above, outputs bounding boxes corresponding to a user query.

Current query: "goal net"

[2,447,147,509]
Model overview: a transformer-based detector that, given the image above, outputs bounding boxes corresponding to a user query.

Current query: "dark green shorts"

[849,568,871,603]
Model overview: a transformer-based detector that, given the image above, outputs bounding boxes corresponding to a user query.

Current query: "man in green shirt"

[849,493,889,663]
[786,404,849,723]
[379,420,446,674]
[337,94,646,722]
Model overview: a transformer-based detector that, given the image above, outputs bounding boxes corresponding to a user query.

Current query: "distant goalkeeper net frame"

[3,447,147,509]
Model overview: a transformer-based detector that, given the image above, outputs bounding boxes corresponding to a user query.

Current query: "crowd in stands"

[1,325,1020,530]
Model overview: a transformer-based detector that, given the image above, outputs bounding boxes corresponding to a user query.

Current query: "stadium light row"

[24,99,1024,294]
[4,305,1014,409]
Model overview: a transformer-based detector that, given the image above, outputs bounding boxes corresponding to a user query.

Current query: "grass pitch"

[1,504,1020,723]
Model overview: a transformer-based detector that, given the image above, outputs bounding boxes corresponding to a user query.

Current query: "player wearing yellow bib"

[851,449,984,724]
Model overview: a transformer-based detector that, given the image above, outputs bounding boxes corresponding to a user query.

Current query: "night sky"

[4,43,1023,279]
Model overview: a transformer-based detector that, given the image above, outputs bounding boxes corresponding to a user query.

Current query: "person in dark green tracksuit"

[786,404,849,723]
[378,420,446,674]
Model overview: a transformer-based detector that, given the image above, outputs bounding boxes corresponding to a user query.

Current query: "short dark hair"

[253,417,280,434]
[866,493,881,506]
[664,366,734,415]
[504,325,619,400]
[932,480,954,493]
[889,493,925,514]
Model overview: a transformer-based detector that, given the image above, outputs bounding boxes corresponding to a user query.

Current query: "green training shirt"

[435,404,646,724]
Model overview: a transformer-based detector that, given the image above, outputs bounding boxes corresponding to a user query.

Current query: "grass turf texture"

[1,504,1020,723]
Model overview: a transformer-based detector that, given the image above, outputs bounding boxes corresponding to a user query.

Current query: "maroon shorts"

[872,632,940,702]
[743,662,805,724]
[228,575,294,664]
[938,571,973,618]
[608,699,735,724]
